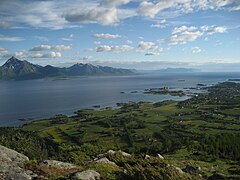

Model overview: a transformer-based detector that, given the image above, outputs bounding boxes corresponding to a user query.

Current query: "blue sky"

[0,0,240,71]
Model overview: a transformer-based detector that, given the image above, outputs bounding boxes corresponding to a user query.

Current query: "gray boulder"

[0,145,29,163]
[40,160,77,170]
[107,150,115,154]
[145,154,151,159]
[157,153,164,160]
[117,150,131,157]
[0,145,32,180]
[71,170,100,180]
[167,164,184,174]
[107,150,131,157]
[95,157,116,166]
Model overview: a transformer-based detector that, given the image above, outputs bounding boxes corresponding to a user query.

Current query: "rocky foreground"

[0,144,100,180]
[0,144,205,180]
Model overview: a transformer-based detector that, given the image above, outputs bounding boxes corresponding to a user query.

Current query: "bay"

[0,72,239,126]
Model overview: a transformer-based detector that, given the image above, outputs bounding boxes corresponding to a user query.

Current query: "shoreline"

[0,76,236,127]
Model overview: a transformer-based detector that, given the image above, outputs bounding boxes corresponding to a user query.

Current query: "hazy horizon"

[1,56,240,72]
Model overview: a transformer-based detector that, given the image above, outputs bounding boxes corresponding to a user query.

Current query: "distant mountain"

[0,57,134,80]
[0,57,42,80]
[138,68,200,74]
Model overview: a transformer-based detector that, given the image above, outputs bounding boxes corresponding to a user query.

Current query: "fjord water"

[0,72,239,126]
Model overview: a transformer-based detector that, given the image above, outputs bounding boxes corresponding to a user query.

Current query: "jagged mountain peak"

[70,63,84,67]
[2,57,36,69]
[84,63,94,66]
[6,56,19,62]
[3,56,23,67]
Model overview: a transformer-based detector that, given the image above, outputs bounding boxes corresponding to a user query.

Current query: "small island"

[196,83,207,86]
[228,78,240,82]
[144,87,186,96]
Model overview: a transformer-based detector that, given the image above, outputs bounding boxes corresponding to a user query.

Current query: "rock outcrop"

[95,158,117,166]
[40,160,77,170]
[145,154,151,159]
[0,145,81,179]
[107,150,131,157]
[157,153,164,160]
[0,145,33,180]
[71,170,100,180]
[167,164,184,174]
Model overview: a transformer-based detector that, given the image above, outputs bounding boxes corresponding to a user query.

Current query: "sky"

[0,0,240,71]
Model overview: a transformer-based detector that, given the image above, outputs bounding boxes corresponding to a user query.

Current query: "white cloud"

[172,25,197,34]
[15,51,28,59]
[191,46,201,53]
[0,0,237,29]
[31,52,62,58]
[145,52,160,56]
[205,26,227,35]
[138,0,235,18]
[71,56,93,63]
[200,25,227,35]
[138,1,162,18]
[96,45,134,52]
[0,34,24,42]
[2,50,62,59]
[65,7,118,26]
[210,0,235,8]
[167,31,204,44]
[151,19,168,28]
[138,0,192,18]
[29,45,71,51]
[101,0,131,7]
[164,25,227,45]
[2,51,28,59]
[138,41,155,50]
[138,41,163,53]
[0,0,69,29]
[160,19,166,24]
[151,24,166,29]
[30,45,51,51]
[126,40,133,44]
[93,33,121,39]
[0,0,135,29]
[0,47,8,53]
[230,5,240,11]
[54,45,71,51]
[80,56,93,60]
[0,47,9,58]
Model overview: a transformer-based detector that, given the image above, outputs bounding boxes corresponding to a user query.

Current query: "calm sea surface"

[0,72,239,126]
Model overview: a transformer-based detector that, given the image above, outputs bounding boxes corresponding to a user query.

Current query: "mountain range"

[0,57,134,80]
